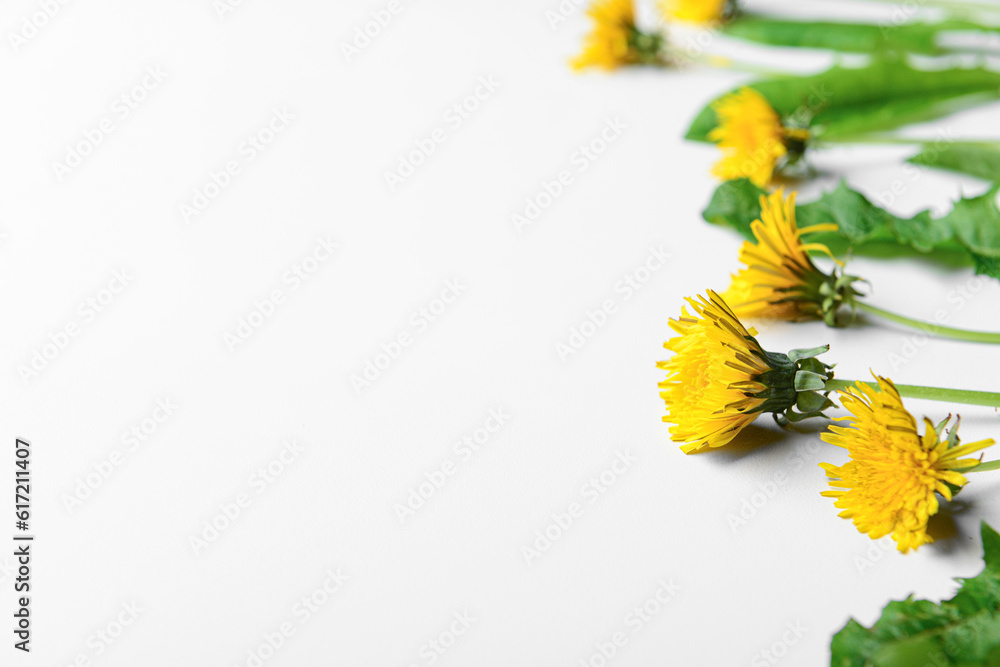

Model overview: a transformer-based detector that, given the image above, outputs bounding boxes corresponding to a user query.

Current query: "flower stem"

[669,50,789,76]
[850,0,1000,14]
[825,379,1000,408]
[822,136,1000,147]
[966,460,1000,473]
[856,301,1000,344]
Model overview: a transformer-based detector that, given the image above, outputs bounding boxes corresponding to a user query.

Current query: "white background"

[3,0,1000,665]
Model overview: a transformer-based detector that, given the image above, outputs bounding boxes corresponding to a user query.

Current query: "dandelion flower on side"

[658,290,834,453]
[660,0,734,25]
[709,88,810,187]
[821,374,995,552]
[572,0,666,71]
[724,189,859,326]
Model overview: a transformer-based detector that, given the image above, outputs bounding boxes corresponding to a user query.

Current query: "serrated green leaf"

[701,179,765,241]
[831,522,1000,666]
[939,187,1000,258]
[722,15,999,56]
[685,60,1000,143]
[700,179,1000,281]
[795,181,899,245]
[909,142,1000,182]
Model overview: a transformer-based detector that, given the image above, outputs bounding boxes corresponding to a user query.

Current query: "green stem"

[965,460,1000,473]
[852,0,1000,14]
[856,301,1000,344]
[671,50,789,76]
[823,136,1000,146]
[825,379,1000,408]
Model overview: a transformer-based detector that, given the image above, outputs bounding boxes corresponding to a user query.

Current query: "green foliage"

[701,179,1000,280]
[723,15,1000,56]
[909,142,1000,182]
[685,61,1000,143]
[830,522,1000,667]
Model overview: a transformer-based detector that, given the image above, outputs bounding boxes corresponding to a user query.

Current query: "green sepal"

[797,357,833,376]
[745,344,835,425]
[946,416,962,449]
[794,370,828,391]
[933,415,952,439]
[627,28,667,67]
[796,390,835,414]
[775,408,830,425]
[943,481,965,499]
[788,345,830,362]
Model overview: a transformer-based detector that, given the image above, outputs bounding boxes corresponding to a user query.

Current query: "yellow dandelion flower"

[658,290,833,453]
[660,0,730,24]
[572,0,664,71]
[708,88,810,187]
[723,189,858,325]
[821,374,995,553]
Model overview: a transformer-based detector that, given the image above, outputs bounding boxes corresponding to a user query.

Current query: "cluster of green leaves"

[722,14,1000,56]
[685,59,1000,143]
[703,178,1000,280]
[831,522,1000,666]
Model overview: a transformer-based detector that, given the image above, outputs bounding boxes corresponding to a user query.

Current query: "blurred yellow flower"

[821,375,994,552]
[572,0,664,71]
[724,189,853,325]
[709,87,810,187]
[660,0,730,24]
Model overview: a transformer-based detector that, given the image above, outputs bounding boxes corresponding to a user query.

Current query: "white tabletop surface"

[3,0,1000,665]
